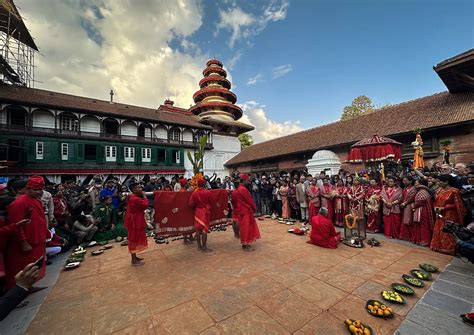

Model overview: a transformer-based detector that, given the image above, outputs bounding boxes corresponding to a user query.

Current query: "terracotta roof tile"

[226,91,474,166]
[0,85,212,129]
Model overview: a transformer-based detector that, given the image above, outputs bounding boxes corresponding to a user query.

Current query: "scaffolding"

[0,0,37,87]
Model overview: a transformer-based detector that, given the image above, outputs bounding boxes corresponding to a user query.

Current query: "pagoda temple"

[191,59,252,135]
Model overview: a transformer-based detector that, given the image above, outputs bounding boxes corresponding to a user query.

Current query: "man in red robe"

[178,178,194,245]
[233,174,261,251]
[189,178,213,252]
[5,176,48,289]
[124,182,149,266]
[307,207,342,249]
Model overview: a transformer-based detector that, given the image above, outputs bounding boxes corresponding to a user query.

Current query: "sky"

[16,0,474,143]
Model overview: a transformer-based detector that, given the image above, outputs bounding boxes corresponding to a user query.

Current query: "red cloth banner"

[154,189,229,237]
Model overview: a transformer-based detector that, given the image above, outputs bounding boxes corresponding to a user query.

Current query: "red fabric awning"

[347,135,402,163]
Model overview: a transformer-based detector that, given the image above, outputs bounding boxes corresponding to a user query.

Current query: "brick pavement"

[23,219,458,334]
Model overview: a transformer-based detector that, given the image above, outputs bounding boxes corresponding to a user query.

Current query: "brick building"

[226,49,474,175]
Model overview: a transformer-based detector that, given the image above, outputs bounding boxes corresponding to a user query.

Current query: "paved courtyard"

[17,219,470,334]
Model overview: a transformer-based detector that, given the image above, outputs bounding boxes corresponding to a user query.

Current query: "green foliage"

[238,133,253,149]
[341,95,375,120]
[187,135,208,175]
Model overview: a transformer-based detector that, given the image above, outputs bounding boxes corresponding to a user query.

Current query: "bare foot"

[201,248,213,253]
[131,260,144,266]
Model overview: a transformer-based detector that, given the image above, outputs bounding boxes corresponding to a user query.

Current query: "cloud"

[226,50,243,70]
[247,73,263,85]
[272,64,292,78]
[16,0,207,108]
[216,7,255,48]
[239,101,304,143]
[216,0,289,48]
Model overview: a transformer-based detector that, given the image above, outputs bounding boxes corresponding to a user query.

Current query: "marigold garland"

[190,173,204,190]
[345,214,358,229]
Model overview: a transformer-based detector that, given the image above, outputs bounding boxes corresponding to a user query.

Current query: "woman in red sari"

[319,177,335,222]
[411,178,434,246]
[400,177,416,241]
[279,181,290,220]
[347,178,365,218]
[124,182,149,265]
[430,174,466,255]
[333,179,348,227]
[365,179,382,233]
[380,177,402,238]
[305,179,321,221]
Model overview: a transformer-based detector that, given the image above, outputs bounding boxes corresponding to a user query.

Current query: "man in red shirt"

[307,207,342,249]
[189,178,212,252]
[233,174,261,251]
[5,176,48,289]
[124,182,149,266]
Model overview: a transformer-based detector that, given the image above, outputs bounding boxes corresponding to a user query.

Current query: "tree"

[238,133,253,149]
[340,95,375,120]
[186,135,208,175]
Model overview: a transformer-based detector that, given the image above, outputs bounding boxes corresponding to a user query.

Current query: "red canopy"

[347,135,402,163]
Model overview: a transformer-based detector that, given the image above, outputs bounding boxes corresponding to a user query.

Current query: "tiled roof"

[0,85,213,129]
[226,91,474,166]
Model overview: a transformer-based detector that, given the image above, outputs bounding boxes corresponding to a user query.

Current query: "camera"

[442,221,472,241]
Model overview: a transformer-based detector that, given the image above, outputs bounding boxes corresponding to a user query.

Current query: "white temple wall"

[184,134,241,178]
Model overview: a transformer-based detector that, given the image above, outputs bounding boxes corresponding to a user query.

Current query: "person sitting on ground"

[307,207,342,249]
[0,263,40,321]
[72,215,98,245]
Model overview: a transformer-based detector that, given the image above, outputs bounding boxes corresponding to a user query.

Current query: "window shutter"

[96,145,104,164]
[26,140,35,162]
[151,147,157,165]
[117,145,124,165]
[77,143,84,163]
[136,146,142,165]
[44,141,55,162]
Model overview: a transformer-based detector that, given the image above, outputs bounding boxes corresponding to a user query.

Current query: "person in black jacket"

[0,263,39,321]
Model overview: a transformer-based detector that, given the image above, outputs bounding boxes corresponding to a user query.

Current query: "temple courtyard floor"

[3,218,473,334]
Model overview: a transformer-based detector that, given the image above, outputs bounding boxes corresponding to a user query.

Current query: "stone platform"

[23,219,460,334]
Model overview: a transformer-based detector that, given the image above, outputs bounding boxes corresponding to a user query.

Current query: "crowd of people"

[238,162,473,256]
[0,161,472,320]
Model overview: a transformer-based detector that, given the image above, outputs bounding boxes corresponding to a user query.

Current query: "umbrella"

[347,135,402,163]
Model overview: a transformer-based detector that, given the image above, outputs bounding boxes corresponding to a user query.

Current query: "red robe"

[430,187,466,255]
[348,185,365,217]
[231,190,239,222]
[5,195,48,289]
[334,186,349,227]
[319,184,335,222]
[307,214,341,249]
[365,186,382,233]
[234,185,261,245]
[124,194,149,254]
[400,186,416,241]
[380,186,402,239]
[412,186,434,246]
[305,185,321,220]
[189,188,212,233]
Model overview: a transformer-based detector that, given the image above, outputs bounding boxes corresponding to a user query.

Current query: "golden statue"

[412,132,424,169]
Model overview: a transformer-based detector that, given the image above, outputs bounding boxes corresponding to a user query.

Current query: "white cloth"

[46,246,61,257]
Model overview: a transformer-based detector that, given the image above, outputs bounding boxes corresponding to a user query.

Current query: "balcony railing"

[1,124,214,149]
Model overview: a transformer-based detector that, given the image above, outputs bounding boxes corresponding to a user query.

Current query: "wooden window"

[157,149,166,163]
[124,147,135,162]
[60,115,78,131]
[36,141,43,160]
[84,144,96,160]
[172,150,181,164]
[61,143,68,160]
[105,145,116,162]
[142,148,151,162]
[168,128,181,142]
[194,130,205,142]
